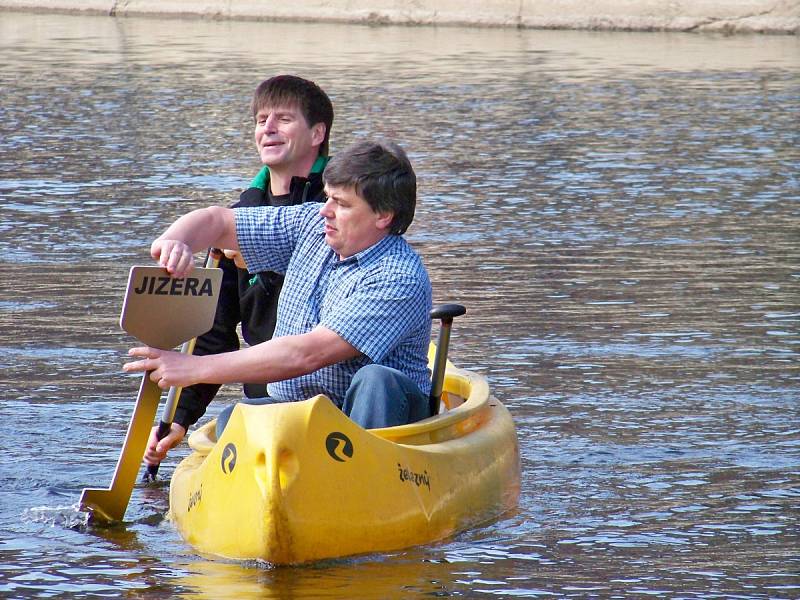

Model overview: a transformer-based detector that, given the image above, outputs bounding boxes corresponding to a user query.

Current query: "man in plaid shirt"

[126,140,433,463]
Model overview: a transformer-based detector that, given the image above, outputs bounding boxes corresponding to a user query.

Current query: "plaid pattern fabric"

[235,203,432,406]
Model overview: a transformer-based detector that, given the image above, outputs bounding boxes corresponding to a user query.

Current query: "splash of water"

[24,504,92,530]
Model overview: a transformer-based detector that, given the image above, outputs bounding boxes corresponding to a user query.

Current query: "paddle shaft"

[429,304,466,416]
[144,249,221,482]
[79,371,163,521]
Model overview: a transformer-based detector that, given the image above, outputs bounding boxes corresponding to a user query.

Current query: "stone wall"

[1,0,798,34]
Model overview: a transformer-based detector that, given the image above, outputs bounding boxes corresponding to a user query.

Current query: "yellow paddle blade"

[79,374,162,522]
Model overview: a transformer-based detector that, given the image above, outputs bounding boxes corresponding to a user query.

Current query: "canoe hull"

[169,365,520,564]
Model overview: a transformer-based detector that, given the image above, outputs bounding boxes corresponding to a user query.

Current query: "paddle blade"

[79,488,128,523]
[120,266,223,349]
[79,375,162,523]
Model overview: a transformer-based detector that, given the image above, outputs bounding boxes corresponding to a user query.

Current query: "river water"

[1,10,799,599]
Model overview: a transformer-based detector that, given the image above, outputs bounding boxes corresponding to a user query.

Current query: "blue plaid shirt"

[235,203,432,406]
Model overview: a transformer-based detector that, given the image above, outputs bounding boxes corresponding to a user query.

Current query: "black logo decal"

[187,484,202,512]
[325,432,354,462]
[221,443,237,474]
[397,463,431,491]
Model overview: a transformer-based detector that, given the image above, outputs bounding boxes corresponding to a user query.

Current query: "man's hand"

[151,239,195,278]
[144,422,187,466]
[124,346,201,389]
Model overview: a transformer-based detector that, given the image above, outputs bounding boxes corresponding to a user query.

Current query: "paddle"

[79,262,222,523]
[143,249,221,483]
[429,304,466,416]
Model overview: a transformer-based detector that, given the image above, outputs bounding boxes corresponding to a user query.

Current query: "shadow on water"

[1,9,799,599]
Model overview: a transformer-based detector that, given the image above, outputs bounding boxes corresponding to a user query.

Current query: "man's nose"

[261,114,278,133]
[319,198,334,217]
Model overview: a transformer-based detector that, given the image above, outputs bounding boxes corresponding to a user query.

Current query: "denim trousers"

[215,364,430,438]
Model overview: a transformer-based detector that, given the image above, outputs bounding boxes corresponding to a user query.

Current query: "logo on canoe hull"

[221,443,237,474]
[398,463,431,491]
[325,432,353,462]
[187,484,202,512]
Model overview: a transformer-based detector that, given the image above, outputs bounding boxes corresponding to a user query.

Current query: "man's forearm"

[158,206,239,254]
[194,326,359,387]
[125,324,360,391]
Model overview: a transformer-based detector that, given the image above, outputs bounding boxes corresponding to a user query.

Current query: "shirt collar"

[338,234,400,267]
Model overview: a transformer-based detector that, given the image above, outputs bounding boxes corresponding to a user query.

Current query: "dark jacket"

[172,159,328,430]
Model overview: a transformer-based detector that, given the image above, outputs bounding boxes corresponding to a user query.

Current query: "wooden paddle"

[79,262,222,522]
[429,304,466,416]
[143,249,221,483]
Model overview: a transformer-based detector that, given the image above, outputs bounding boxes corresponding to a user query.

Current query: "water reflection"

[173,557,475,599]
[1,9,799,599]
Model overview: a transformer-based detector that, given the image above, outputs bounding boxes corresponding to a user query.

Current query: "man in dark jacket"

[143,75,334,466]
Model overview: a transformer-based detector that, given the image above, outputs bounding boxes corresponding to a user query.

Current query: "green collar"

[249,155,329,191]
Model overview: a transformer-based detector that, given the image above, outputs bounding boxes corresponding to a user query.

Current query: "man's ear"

[311,122,326,147]
[376,211,395,231]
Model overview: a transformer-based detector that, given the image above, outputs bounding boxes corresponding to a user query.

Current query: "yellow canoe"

[168,351,521,564]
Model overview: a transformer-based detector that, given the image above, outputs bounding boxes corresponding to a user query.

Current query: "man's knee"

[350,364,397,388]
[344,364,429,428]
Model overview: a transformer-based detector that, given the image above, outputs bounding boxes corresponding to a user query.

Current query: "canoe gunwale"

[188,361,492,452]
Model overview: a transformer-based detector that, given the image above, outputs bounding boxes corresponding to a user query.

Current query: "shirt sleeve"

[235,204,319,275]
[321,269,431,363]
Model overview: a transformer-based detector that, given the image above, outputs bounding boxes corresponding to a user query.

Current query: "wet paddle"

[79,262,222,523]
[429,304,466,416]
[143,249,221,483]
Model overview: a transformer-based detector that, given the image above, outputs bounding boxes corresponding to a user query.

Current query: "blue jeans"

[341,364,430,429]
[215,364,430,437]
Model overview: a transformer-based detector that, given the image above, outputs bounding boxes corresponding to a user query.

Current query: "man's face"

[319,184,394,259]
[253,103,324,171]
